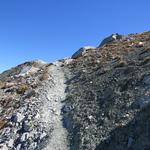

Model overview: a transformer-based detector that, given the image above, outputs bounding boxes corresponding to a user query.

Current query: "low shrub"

[17,84,29,94]
[0,120,7,130]
[0,81,5,89]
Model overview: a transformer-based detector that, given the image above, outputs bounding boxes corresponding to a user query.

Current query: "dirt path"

[43,62,69,150]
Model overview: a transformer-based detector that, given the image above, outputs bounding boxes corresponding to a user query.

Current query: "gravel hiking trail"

[40,62,69,150]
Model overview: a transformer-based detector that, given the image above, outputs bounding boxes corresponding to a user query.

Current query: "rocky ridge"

[0,60,70,150]
[1,31,150,150]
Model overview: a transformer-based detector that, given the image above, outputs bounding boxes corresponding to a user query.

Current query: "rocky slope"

[1,31,150,150]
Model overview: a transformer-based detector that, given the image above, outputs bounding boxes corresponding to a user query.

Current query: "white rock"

[11,112,24,123]
[16,66,31,77]
[16,123,19,127]
[82,46,96,50]
[30,142,37,149]
[1,127,11,135]
[125,114,130,117]
[88,115,93,120]
[112,34,118,40]
[40,132,47,140]
[55,111,60,115]
[129,43,134,47]
[16,66,39,77]
[97,60,100,63]
[16,144,21,150]
[138,42,144,46]
[7,139,14,148]
[35,113,40,119]
[0,106,2,114]
[64,58,73,65]
[0,144,8,150]
[16,112,25,122]
[20,133,29,142]
[33,60,47,65]
[53,61,61,66]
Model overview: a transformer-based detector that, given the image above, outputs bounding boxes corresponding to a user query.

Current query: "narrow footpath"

[42,62,69,150]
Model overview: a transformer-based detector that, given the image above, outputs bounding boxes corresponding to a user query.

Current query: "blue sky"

[0,0,150,72]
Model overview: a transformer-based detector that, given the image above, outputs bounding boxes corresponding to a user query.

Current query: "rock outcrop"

[71,46,96,59]
[98,33,123,47]
[1,31,150,150]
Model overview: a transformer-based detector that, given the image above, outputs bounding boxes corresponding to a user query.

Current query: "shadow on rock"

[96,105,150,150]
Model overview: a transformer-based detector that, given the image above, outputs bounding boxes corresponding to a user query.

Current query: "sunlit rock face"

[1,31,150,150]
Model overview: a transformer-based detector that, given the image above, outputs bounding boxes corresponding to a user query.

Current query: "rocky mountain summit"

[1,31,150,150]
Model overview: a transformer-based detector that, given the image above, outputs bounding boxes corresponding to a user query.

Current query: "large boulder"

[98,33,122,47]
[71,46,96,59]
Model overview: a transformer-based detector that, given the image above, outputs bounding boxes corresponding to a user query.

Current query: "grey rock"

[98,33,122,47]
[22,121,32,132]
[29,142,37,149]
[71,46,95,59]
[16,144,21,150]
[20,133,29,142]
[142,75,150,85]
[134,95,150,109]
[7,139,14,148]
[23,90,36,99]
[62,105,73,113]
[11,112,25,123]
[0,106,2,114]
[40,132,47,140]
[127,137,133,148]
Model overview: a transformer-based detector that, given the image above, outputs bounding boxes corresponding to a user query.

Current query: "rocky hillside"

[1,31,150,150]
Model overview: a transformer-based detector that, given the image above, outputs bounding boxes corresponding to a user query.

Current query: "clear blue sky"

[0,0,150,72]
